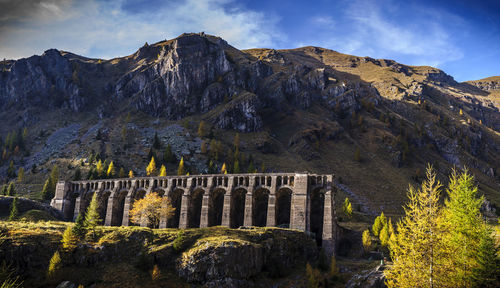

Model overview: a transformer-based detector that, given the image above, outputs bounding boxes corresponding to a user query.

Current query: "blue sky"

[0,0,498,81]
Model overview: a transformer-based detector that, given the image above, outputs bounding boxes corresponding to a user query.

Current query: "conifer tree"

[146,157,156,176]
[343,197,353,219]
[197,121,206,137]
[50,165,59,191]
[128,170,134,178]
[248,161,255,173]
[221,163,227,174]
[73,167,81,181]
[96,160,103,178]
[7,182,15,196]
[441,168,496,287]
[118,167,126,178]
[9,197,18,220]
[84,193,101,239]
[472,225,500,287]
[41,179,51,200]
[17,167,24,183]
[107,161,115,177]
[61,225,79,252]
[47,251,61,279]
[177,157,185,175]
[7,160,15,178]
[72,213,86,239]
[233,160,240,173]
[153,132,161,149]
[200,140,207,154]
[362,229,372,253]
[379,224,390,247]
[385,166,447,288]
[159,165,167,177]
[163,144,176,163]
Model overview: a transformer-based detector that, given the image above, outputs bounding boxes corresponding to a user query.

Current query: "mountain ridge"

[0,32,498,215]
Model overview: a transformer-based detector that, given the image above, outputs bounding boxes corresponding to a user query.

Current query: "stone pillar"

[243,192,253,226]
[221,191,232,227]
[322,175,337,257]
[290,173,309,231]
[266,193,276,227]
[200,192,210,228]
[266,176,278,227]
[179,191,189,229]
[104,189,117,226]
[121,188,135,226]
[73,195,82,220]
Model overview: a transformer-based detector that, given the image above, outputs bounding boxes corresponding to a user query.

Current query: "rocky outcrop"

[0,196,63,219]
[346,264,387,288]
[176,229,318,283]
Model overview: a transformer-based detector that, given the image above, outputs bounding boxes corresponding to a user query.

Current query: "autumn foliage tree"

[129,192,175,228]
[146,157,156,176]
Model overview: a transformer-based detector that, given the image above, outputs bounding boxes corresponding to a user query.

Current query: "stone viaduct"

[51,173,339,254]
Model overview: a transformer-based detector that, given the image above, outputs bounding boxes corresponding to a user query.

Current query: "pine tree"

[17,167,24,183]
[7,160,15,178]
[118,167,126,178]
[107,161,115,177]
[9,197,18,220]
[343,197,353,219]
[441,168,494,287]
[50,165,59,191]
[41,179,51,200]
[197,121,206,138]
[96,160,103,178]
[47,251,62,279]
[234,133,240,150]
[362,229,372,253]
[84,193,101,239]
[73,167,81,181]
[163,144,176,163]
[233,160,240,173]
[379,224,390,247]
[61,225,79,251]
[128,170,134,178]
[153,132,161,149]
[6,182,15,196]
[146,157,156,176]
[177,157,185,176]
[472,225,500,287]
[248,161,255,173]
[385,166,447,288]
[159,165,167,177]
[72,213,86,239]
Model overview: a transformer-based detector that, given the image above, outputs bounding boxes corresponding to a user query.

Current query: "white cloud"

[304,0,464,67]
[0,0,283,60]
[310,16,335,26]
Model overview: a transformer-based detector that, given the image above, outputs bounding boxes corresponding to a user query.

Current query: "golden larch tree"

[146,157,156,176]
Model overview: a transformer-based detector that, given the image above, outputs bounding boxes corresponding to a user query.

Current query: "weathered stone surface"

[346,264,387,288]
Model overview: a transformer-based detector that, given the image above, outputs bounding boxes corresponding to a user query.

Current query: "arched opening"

[252,188,270,227]
[129,189,146,226]
[208,188,225,226]
[98,190,111,221]
[276,188,292,228]
[111,190,128,226]
[188,189,204,228]
[167,189,184,228]
[230,188,247,228]
[310,188,325,246]
[66,192,78,221]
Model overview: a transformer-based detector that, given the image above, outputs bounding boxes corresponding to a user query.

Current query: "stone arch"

[252,188,270,227]
[208,188,226,226]
[310,187,325,246]
[167,188,184,228]
[188,188,205,228]
[230,188,247,228]
[98,190,112,221]
[275,187,292,227]
[111,189,128,226]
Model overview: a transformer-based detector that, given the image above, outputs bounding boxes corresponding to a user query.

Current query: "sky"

[0,0,498,81]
